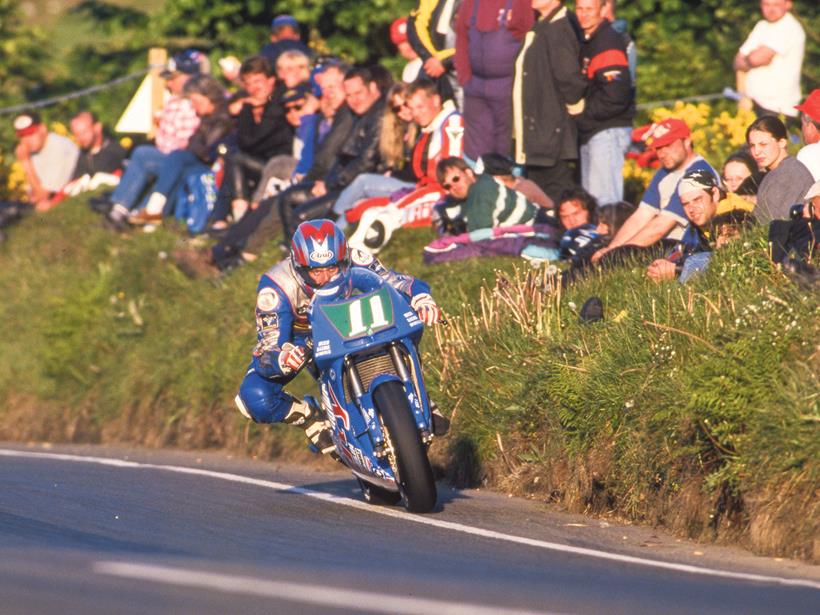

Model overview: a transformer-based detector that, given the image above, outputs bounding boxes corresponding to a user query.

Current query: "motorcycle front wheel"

[374,380,437,513]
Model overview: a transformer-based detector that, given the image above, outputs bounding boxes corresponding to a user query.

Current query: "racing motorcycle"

[305,268,438,513]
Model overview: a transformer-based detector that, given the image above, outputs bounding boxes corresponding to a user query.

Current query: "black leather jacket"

[324,97,386,191]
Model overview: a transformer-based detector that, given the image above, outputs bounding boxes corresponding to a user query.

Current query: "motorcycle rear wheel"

[374,381,437,513]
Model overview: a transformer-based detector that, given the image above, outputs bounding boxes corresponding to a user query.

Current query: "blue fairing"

[309,268,431,491]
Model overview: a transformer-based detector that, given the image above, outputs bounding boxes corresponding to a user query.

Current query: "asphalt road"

[0,443,818,615]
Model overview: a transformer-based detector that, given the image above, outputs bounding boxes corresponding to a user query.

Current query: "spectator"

[556,187,609,268]
[512,0,587,203]
[721,150,762,204]
[69,111,126,180]
[327,82,417,229]
[107,76,233,229]
[436,156,541,232]
[591,118,718,264]
[177,65,354,276]
[575,0,635,206]
[95,49,203,216]
[596,200,635,237]
[796,89,820,180]
[407,0,461,105]
[12,112,79,212]
[275,49,312,94]
[260,14,312,68]
[768,179,820,272]
[218,56,293,225]
[255,62,351,201]
[454,0,533,160]
[332,79,463,225]
[747,115,813,224]
[477,153,553,210]
[557,186,596,232]
[391,17,423,83]
[279,67,386,240]
[155,50,206,154]
[647,169,755,283]
[378,82,419,179]
[734,0,805,124]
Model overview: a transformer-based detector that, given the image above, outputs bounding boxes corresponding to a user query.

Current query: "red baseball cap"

[795,89,820,123]
[641,118,691,149]
[390,17,408,46]
[13,112,42,138]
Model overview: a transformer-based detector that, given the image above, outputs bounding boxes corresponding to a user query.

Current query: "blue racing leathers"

[236,248,431,423]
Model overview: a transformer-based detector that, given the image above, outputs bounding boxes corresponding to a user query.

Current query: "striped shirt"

[464,174,538,232]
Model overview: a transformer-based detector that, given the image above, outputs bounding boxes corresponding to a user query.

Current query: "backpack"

[175,168,218,234]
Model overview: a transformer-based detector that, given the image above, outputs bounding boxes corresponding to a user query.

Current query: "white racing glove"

[278,342,307,374]
[411,293,442,326]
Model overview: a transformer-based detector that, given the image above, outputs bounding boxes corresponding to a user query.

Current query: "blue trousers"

[237,365,296,423]
[111,145,168,210]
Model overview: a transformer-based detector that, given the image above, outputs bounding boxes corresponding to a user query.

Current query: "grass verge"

[0,196,817,562]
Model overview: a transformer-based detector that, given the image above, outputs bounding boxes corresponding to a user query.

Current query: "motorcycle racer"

[235,218,445,454]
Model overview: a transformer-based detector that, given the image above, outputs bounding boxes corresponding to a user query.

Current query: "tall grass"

[431,234,818,561]
[0,198,816,560]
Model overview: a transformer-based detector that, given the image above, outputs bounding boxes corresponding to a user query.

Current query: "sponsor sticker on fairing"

[316,339,331,357]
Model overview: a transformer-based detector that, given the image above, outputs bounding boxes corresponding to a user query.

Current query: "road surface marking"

[2,448,818,591]
[94,561,560,615]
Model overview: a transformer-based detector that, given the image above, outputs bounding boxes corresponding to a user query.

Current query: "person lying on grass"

[646,168,755,284]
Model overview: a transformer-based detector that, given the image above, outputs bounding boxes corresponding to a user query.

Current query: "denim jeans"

[331,173,414,228]
[110,145,168,210]
[152,150,206,201]
[580,126,632,206]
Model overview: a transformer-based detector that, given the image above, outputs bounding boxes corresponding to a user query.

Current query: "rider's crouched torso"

[250,248,430,381]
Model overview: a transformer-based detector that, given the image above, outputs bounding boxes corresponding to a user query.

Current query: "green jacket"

[464,174,538,232]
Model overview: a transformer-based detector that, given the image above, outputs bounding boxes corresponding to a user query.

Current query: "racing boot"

[429,399,450,436]
[283,398,336,457]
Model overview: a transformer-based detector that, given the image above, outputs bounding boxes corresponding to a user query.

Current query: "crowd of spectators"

[2,0,817,286]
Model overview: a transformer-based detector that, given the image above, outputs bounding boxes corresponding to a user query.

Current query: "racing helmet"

[290,219,351,296]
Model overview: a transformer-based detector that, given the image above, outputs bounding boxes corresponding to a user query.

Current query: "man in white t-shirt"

[13,112,79,212]
[734,0,805,120]
[591,118,718,265]
[796,89,820,181]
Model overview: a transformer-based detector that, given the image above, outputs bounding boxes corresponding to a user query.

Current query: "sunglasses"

[285,103,304,112]
[391,101,408,113]
[442,174,462,191]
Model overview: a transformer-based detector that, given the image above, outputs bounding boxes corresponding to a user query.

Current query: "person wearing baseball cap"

[260,14,312,68]
[13,111,79,212]
[390,16,422,83]
[591,117,719,265]
[646,168,754,283]
[796,89,820,181]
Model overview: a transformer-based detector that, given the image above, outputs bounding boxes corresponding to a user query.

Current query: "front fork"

[345,341,433,458]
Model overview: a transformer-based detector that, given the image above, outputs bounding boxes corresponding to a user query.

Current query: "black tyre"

[356,478,402,506]
[374,381,437,513]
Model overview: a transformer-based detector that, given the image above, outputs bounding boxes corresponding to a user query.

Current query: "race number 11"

[349,295,389,336]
